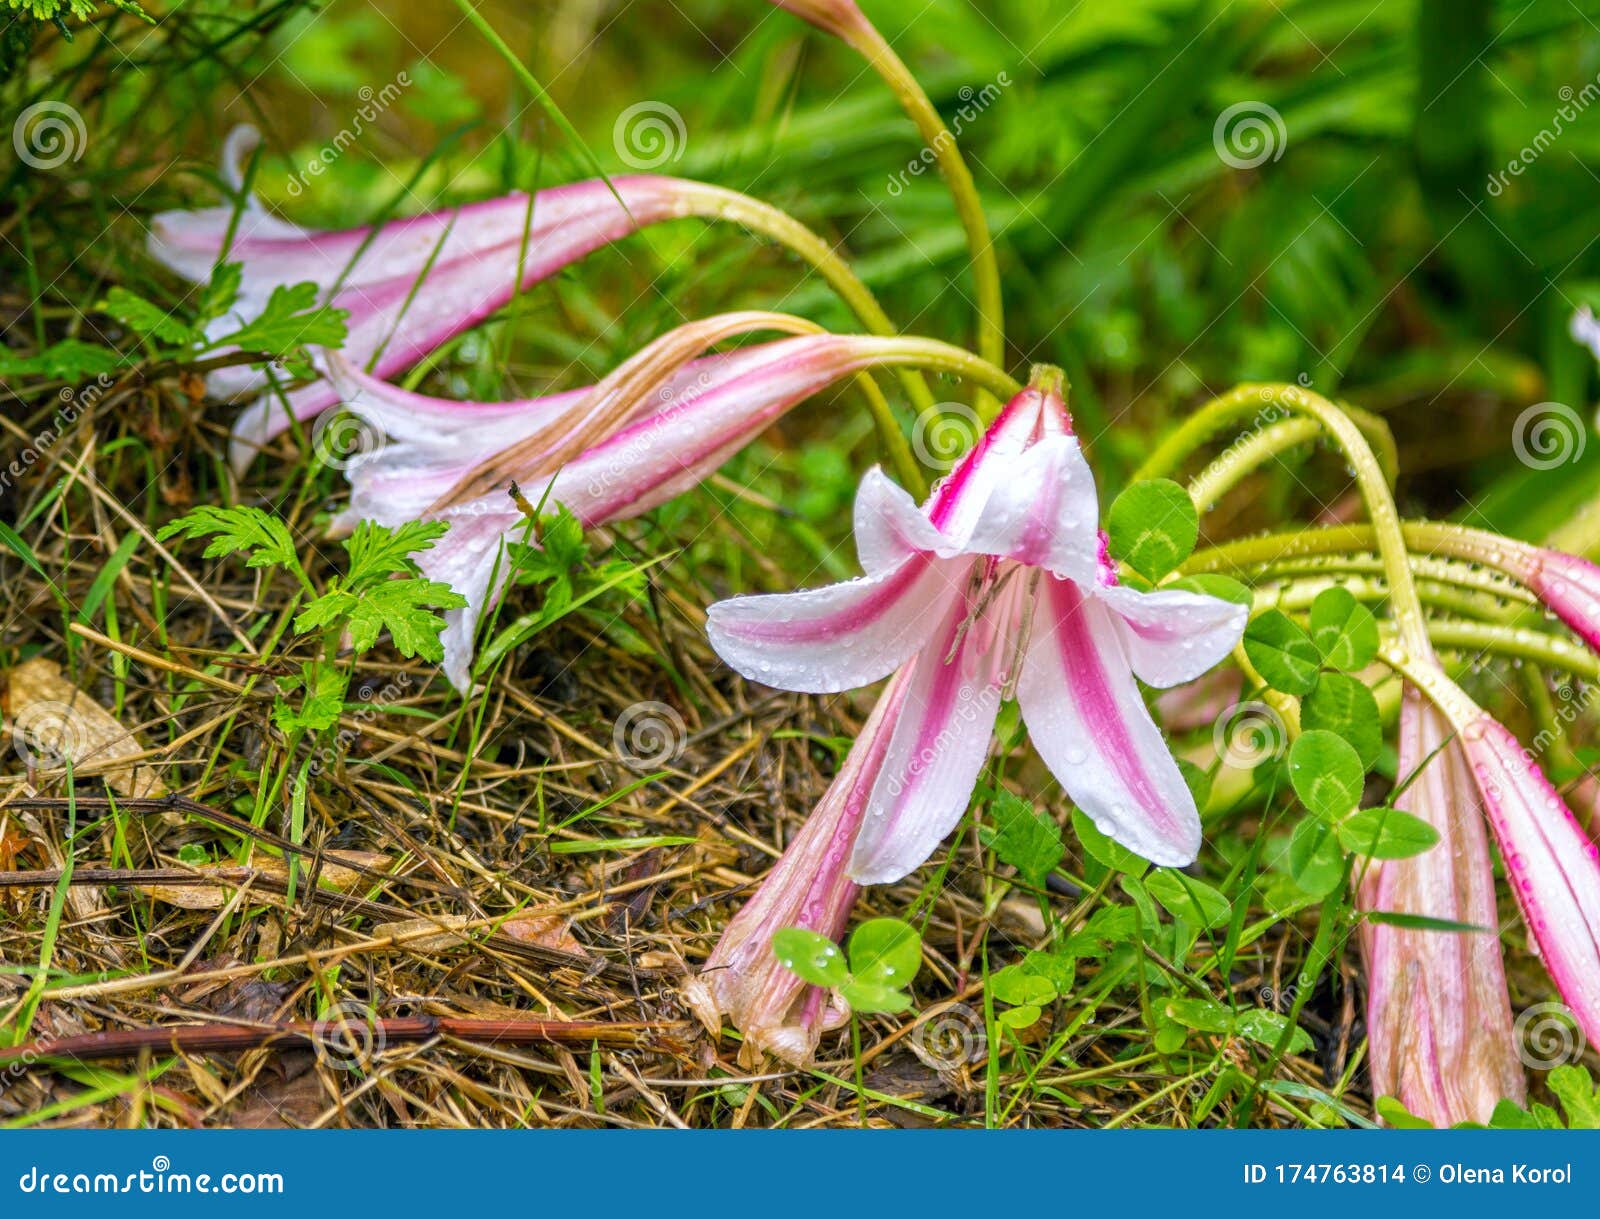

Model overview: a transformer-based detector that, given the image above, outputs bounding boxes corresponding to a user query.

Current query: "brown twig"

[0,1016,686,1067]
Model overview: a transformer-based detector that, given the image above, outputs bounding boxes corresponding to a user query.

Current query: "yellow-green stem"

[847,28,1006,414]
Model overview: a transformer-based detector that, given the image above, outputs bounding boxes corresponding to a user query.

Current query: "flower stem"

[846,28,1006,414]
[1152,384,1432,658]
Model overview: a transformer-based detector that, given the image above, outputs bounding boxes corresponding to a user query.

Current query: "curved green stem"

[1261,570,1527,626]
[1186,408,1398,512]
[843,27,1006,414]
[853,337,1022,401]
[1155,384,1432,658]
[669,181,939,415]
[1134,394,1398,500]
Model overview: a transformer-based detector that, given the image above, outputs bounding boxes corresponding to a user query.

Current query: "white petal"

[852,467,947,576]
[1018,577,1200,866]
[933,436,1101,584]
[706,554,965,694]
[848,596,1005,884]
[1096,583,1248,688]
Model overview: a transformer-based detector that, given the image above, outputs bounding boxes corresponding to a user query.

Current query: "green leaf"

[196,261,243,324]
[989,963,1056,1007]
[1289,730,1365,819]
[97,285,195,345]
[996,1004,1041,1029]
[1363,910,1488,933]
[157,505,299,573]
[1144,870,1232,929]
[0,337,122,380]
[847,918,921,990]
[1375,1096,1435,1129]
[772,928,846,988]
[1163,997,1233,1034]
[1106,478,1199,580]
[1547,1065,1600,1129]
[340,578,467,660]
[1288,816,1345,897]
[1165,573,1253,606]
[210,281,348,355]
[980,791,1063,889]
[1338,807,1440,859]
[1234,1008,1313,1055]
[838,980,912,1015]
[1243,609,1320,695]
[1300,673,1381,768]
[271,661,347,733]
[343,519,451,590]
[1309,587,1379,671]
[1071,808,1147,873]
[1021,949,1075,994]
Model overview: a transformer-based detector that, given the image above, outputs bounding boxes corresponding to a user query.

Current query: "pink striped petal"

[926,383,1072,536]
[1461,715,1600,1047]
[1518,547,1600,656]
[1096,583,1248,688]
[706,552,965,695]
[848,595,1005,883]
[1017,576,1200,866]
[954,436,1101,584]
[852,468,948,576]
[1357,688,1523,1126]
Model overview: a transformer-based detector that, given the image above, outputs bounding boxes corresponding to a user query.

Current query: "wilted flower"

[1357,686,1525,1126]
[329,319,948,690]
[707,373,1247,881]
[684,668,908,1065]
[1455,708,1600,1048]
[150,127,754,471]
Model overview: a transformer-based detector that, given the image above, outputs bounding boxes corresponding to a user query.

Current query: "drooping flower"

[327,319,943,690]
[706,373,1248,881]
[150,127,736,471]
[1491,538,1600,656]
[1453,707,1600,1049]
[1357,686,1525,1126]
[684,667,908,1065]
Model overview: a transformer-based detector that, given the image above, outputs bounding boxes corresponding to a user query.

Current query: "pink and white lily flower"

[685,667,910,1065]
[1357,687,1524,1126]
[327,319,950,690]
[149,127,733,472]
[706,373,1248,881]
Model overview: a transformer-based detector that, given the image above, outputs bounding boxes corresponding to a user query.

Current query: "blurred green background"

[9,0,1600,545]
